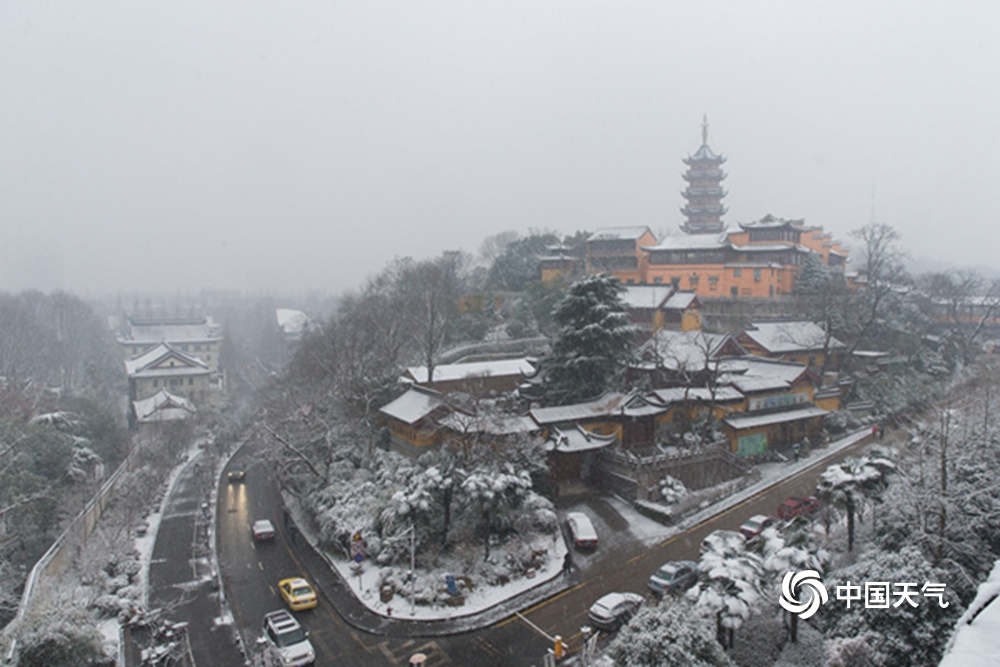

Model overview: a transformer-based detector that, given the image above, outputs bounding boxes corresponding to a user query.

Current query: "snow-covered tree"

[756,523,829,643]
[461,464,532,560]
[14,604,107,667]
[544,274,635,405]
[817,455,895,552]
[605,597,736,667]
[688,531,765,649]
[817,545,961,666]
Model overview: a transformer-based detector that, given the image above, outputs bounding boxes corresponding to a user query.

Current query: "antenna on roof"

[701,114,709,145]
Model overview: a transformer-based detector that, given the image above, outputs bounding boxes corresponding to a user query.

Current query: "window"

[753,269,762,282]
[153,380,158,388]
[189,378,194,385]
[708,275,719,290]
[733,268,742,277]
[653,276,663,284]
[731,287,739,297]
[688,274,700,288]
[670,277,680,289]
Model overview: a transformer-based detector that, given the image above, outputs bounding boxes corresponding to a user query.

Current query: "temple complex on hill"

[557,119,849,299]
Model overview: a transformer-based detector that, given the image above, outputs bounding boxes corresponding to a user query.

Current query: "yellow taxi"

[278,577,318,611]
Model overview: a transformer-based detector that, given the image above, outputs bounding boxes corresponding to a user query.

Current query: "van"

[261,609,315,666]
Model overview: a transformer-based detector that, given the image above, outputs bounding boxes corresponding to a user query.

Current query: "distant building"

[118,316,222,373]
[618,284,702,332]
[402,358,536,395]
[132,389,196,423]
[680,115,728,235]
[275,308,318,343]
[125,342,212,407]
[585,227,658,285]
[567,120,848,298]
[737,320,846,371]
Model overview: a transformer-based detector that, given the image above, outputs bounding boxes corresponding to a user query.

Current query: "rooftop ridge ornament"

[702,114,709,145]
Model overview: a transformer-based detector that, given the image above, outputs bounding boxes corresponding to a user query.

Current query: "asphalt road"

[216,434,873,666]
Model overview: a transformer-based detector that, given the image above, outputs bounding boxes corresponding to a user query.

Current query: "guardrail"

[2,441,143,662]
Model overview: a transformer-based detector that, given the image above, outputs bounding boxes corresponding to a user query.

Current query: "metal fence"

[2,442,143,662]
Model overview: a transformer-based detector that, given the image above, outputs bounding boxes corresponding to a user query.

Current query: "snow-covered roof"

[124,342,211,377]
[590,226,652,241]
[723,405,828,429]
[650,386,745,405]
[544,425,617,453]
[404,358,535,384]
[530,392,627,426]
[133,390,196,422]
[275,308,310,334]
[619,285,677,310]
[635,330,743,372]
[940,560,1000,667]
[663,292,698,310]
[738,214,806,230]
[119,317,220,344]
[642,233,729,252]
[438,412,538,436]
[718,357,814,393]
[379,386,444,425]
[740,321,845,353]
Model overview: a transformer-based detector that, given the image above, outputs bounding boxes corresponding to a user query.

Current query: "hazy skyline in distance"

[2,1,998,296]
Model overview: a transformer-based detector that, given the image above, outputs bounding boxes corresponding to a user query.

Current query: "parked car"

[647,560,698,596]
[587,592,644,631]
[777,496,820,520]
[261,609,315,667]
[566,512,598,550]
[279,577,318,611]
[252,519,276,541]
[739,514,778,540]
[700,529,746,555]
[227,469,246,483]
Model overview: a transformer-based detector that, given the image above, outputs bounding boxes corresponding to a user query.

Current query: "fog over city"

[2,1,998,295]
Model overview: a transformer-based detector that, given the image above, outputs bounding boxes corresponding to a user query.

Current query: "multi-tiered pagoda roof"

[680,116,728,235]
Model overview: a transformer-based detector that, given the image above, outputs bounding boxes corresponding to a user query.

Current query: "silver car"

[587,592,643,631]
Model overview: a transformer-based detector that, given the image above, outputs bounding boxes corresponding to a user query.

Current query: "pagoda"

[680,115,728,234]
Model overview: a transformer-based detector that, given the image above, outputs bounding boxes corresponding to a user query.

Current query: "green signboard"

[737,432,768,457]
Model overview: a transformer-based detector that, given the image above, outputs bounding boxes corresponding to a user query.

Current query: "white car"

[587,592,644,631]
[566,512,598,549]
[252,519,276,541]
[261,609,315,666]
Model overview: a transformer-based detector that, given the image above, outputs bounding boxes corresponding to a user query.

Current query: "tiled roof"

[741,321,845,353]
[379,386,444,425]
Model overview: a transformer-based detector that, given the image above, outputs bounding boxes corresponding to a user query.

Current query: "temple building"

[568,120,848,299]
[680,115,728,235]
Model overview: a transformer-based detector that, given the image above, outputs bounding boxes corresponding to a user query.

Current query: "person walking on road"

[563,551,573,577]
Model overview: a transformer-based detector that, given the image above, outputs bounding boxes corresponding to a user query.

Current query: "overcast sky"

[2,1,998,296]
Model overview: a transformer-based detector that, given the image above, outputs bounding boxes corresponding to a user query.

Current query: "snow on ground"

[286,428,871,622]
[328,535,568,620]
[939,559,1000,667]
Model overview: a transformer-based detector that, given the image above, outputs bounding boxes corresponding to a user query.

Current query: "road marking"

[496,581,588,627]
[258,561,264,571]
[627,553,645,564]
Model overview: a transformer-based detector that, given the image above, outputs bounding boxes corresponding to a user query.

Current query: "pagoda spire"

[680,118,728,235]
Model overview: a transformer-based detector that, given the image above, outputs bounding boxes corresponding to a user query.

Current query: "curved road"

[217,434,873,666]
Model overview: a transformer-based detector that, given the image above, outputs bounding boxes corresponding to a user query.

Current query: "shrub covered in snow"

[604,598,735,667]
[658,475,688,504]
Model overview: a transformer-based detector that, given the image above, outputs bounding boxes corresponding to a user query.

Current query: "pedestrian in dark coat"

[563,551,573,576]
